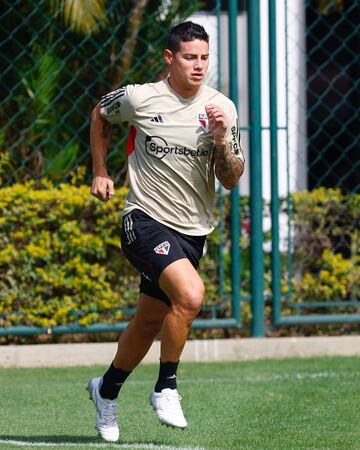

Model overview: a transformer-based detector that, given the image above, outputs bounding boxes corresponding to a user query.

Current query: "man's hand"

[205,104,228,146]
[206,104,244,190]
[91,175,115,202]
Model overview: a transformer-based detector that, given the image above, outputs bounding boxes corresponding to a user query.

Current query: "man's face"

[165,39,210,91]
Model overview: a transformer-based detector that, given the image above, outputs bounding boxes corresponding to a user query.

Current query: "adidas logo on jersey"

[150,114,164,123]
[154,241,170,255]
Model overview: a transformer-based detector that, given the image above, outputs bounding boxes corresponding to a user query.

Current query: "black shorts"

[120,209,206,306]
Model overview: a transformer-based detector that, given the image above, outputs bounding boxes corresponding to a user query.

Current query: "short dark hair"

[167,21,209,53]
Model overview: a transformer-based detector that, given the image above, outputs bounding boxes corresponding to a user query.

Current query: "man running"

[87,21,244,442]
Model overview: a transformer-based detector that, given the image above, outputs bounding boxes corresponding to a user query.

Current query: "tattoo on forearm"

[101,122,112,139]
[215,142,244,189]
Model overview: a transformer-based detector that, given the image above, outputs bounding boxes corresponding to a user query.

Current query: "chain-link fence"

[273,0,359,325]
[0,0,213,186]
[0,0,358,336]
[306,0,358,192]
[1,0,244,337]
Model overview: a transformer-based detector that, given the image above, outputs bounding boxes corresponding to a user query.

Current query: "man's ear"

[164,49,173,65]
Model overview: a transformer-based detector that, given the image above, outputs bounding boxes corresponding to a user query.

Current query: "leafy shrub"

[0,182,130,328]
[0,181,223,329]
[0,183,358,332]
[290,188,359,305]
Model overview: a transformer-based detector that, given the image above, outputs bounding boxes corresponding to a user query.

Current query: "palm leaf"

[51,0,108,35]
[43,141,80,181]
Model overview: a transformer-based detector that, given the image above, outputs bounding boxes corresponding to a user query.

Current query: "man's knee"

[172,279,205,318]
[159,259,205,318]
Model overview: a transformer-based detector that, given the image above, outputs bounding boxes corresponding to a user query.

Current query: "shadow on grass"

[0,435,178,446]
[0,435,101,444]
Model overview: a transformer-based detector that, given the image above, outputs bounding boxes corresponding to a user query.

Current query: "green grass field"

[0,356,359,450]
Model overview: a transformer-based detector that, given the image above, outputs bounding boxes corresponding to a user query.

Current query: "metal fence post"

[248,0,264,336]
[269,0,281,326]
[228,0,241,325]
[216,0,225,301]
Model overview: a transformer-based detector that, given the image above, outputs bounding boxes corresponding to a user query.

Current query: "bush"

[0,183,358,333]
[0,181,224,329]
[290,187,359,306]
[0,181,130,328]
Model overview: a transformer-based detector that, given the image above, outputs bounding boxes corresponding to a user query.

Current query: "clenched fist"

[205,104,228,146]
[91,175,115,202]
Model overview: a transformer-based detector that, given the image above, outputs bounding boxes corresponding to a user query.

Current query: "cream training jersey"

[100,78,244,235]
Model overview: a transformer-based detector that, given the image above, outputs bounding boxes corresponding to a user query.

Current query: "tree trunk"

[113,0,149,86]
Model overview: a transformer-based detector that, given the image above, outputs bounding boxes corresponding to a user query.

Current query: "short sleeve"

[99,85,137,124]
[225,104,245,163]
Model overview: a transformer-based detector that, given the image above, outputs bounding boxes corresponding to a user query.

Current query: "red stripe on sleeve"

[125,126,136,158]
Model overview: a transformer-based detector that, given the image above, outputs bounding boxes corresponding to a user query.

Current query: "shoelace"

[158,391,183,412]
[100,399,118,425]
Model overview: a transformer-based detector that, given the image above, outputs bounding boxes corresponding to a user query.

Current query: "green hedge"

[0,182,358,330]
[290,188,359,304]
[0,181,223,328]
[0,182,128,327]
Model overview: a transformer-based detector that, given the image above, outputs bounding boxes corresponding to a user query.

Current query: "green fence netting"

[0,0,358,336]
[276,0,359,324]
[1,1,245,336]
[0,0,207,186]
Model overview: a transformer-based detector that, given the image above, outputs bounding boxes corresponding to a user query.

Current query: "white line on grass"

[0,440,206,450]
[229,370,360,383]
[123,370,360,385]
[14,371,359,391]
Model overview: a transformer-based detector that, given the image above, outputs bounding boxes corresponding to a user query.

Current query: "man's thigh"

[121,209,205,306]
[121,209,187,283]
[159,259,204,307]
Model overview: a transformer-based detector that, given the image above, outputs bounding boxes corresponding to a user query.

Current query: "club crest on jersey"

[154,241,171,255]
[198,113,209,132]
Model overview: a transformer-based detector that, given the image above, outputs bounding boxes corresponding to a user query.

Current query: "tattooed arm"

[90,103,115,202]
[206,104,244,190]
[214,141,244,190]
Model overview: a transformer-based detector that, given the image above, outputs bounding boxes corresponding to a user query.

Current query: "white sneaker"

[86,377,119,442]
[150,388,188,429]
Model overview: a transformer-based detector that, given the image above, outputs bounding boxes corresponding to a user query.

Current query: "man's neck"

[167,77,201,99]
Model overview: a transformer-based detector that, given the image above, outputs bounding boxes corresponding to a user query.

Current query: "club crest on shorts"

[154,241,170,255]
[198,113,209,132]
